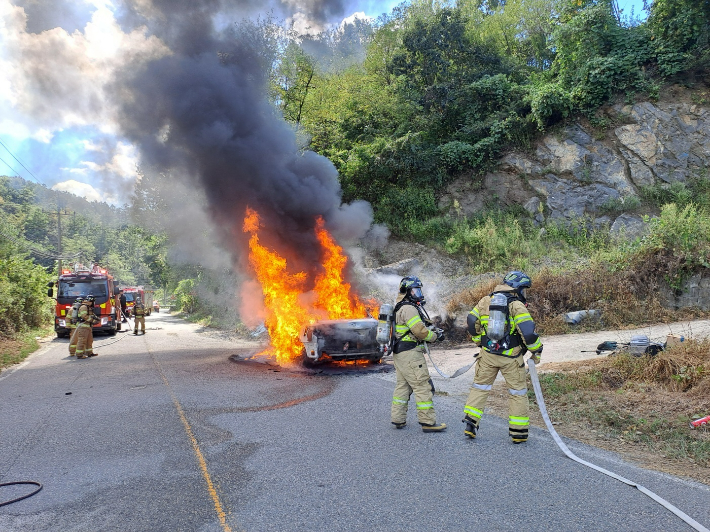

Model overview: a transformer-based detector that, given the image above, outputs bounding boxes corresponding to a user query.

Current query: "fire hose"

[424,343,477,379]
[0,481,42,507]
[528,359,709,532]
[88,309,136,349]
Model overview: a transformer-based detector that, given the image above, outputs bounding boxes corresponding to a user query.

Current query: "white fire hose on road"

[528,359,709,532]
[424,343,477,379]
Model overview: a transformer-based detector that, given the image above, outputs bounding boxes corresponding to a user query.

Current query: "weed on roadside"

[0,325,53,372]
[533,340,710,475]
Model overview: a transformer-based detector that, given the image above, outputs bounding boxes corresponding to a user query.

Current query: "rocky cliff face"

[440,98,710,238]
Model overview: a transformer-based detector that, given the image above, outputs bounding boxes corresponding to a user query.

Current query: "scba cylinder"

[487,293,508,341]
[376,303,394,345]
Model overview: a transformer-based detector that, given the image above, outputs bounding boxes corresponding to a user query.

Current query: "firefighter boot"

[134,330,138,335]
[392,422,406,429]
[421,422,447,433]
[87,352,98,357]
[463,415,478,439]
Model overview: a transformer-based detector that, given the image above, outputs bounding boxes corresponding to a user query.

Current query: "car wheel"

[370,357,383,364]
[108,329,117,336]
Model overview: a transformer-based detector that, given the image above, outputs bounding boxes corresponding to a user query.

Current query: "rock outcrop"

[439,98,710,234]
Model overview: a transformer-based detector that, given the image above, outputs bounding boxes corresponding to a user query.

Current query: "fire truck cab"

[48,264,120,337]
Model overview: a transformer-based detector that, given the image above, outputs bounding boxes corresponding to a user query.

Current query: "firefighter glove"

[530,349,542,364]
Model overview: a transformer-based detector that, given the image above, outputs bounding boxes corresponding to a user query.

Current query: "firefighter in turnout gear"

[68,297,83,356]
[463,271,542,443]
[75,295,99,359]
[133,298,146,335]
[390,276,447,433]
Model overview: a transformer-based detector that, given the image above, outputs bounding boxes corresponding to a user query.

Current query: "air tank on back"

[376,303,394,347]
[487,293,509,341]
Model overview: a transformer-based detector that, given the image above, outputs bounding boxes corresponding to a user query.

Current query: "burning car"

[300,318,382,367]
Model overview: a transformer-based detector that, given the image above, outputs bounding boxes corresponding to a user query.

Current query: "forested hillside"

[0,176,176,338]
[272,0,709,237]
[2,0,710,343]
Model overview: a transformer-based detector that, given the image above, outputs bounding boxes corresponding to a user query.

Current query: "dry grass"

[610,338,710,391]
[0,326,52,372]
[446,277,499,315]
[529,338,710,478]
[446,252,709,336]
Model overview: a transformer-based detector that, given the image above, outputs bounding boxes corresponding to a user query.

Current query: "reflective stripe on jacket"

[467,285,542,357]
[77,304,96,328]
[394,294,435,352]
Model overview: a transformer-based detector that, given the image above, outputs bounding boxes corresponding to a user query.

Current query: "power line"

[0,139,44,186]
[0,154,26,182]
[0,226,83,261]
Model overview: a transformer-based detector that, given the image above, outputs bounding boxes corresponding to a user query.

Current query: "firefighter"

[463,271,543,443]
[68,297,83,356]
[75,295,99,359]
[390,276,447,433]
[119,291,127,322]
[133,297,146,335]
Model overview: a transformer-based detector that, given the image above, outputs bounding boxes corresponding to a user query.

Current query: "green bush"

[599,195,641,215]
[0,253,53,337]
[444,214,543,272]
[639,203,710,270]
[173,278,200,314]
[438,141,476,172]
[527,81,574,129]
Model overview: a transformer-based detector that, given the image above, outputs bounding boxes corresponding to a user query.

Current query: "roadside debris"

[689,415,710,429]
[592,334,684,357]
[564,309,601,325]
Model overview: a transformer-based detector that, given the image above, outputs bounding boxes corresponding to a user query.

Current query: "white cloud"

[341,11,371,27]
[0,0,170,140]
[52,179,107,202]
[82,139,102,151]
[62,141,140,181]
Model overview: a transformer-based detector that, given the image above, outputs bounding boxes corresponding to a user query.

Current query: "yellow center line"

[151,349,233,532]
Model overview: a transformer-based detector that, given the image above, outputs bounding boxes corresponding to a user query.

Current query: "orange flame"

[313,216,366,319]
[243,207,366,365]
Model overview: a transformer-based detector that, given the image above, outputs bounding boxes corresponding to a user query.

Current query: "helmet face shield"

[410,287,425,303]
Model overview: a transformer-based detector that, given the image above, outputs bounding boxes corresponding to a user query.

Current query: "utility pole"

[57,204,63,274]
[55,205,72,274]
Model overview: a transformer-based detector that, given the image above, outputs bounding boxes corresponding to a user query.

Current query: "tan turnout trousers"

[68,326,79,356]
[464,350,529,441]
[134,316,145,333]
[75,324,94,358]
[391,347,437,426]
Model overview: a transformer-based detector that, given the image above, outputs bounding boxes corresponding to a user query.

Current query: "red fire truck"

[122,286,151,316]
[48,264,120,337]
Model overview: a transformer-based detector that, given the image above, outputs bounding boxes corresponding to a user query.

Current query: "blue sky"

[0,0,648,205]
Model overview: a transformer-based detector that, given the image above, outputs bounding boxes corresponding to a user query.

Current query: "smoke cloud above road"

[112,0,373,279]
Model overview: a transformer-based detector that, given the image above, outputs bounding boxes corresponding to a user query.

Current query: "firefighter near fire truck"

[390,276,447,433]
[75,296,99,358]
[463,271,543,443]
[47,265,120,337]
[67,297,83,356]
[133,297,146,335]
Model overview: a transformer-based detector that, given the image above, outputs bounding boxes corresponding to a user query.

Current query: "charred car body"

[300,318,382,366]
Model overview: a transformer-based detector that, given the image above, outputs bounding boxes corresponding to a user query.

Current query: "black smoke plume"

[113,0,372,283]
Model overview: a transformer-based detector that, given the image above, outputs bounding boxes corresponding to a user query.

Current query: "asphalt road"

[1,313,708,532]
